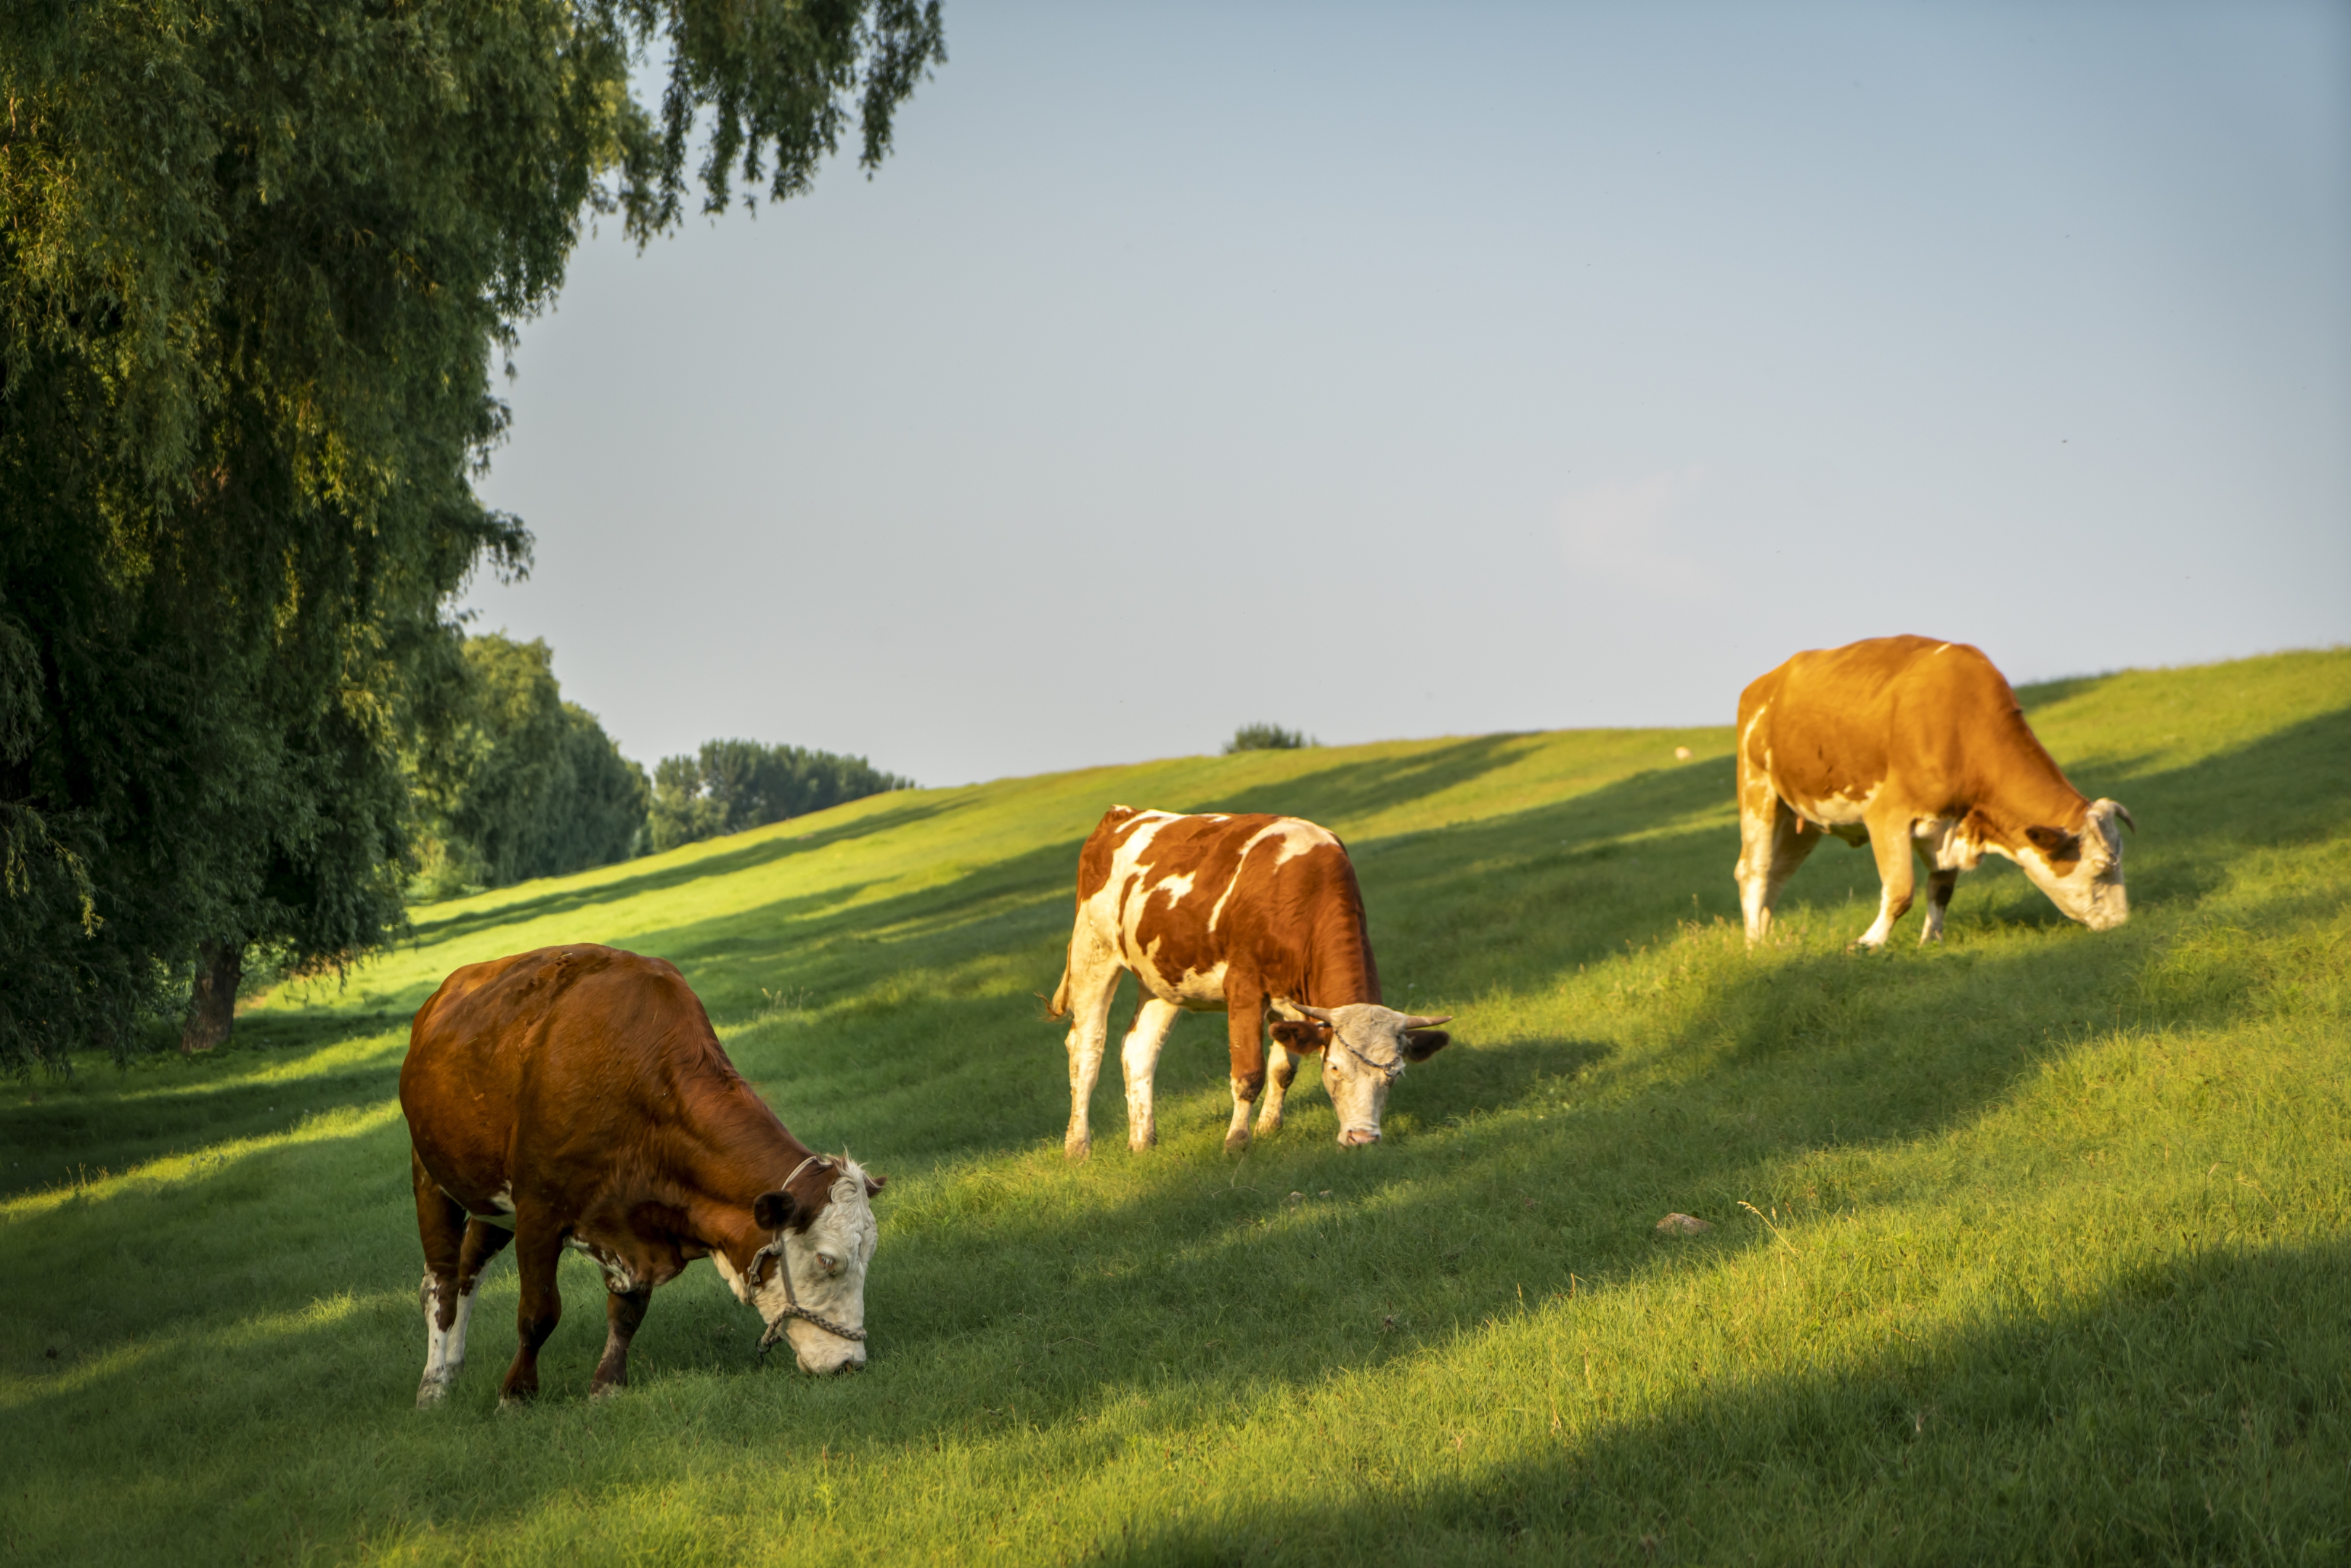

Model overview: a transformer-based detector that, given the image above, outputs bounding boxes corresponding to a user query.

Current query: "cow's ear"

[752,1190,802,1232]
[863,1173,887,1197]
[2025,825,2082,861]
[1402,1029,1451,1062]
[1270,1019,1329,1053]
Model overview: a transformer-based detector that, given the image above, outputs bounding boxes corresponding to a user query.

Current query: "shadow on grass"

[1190,732,1548,828]
[404,791,974,951]
[11,1140,2339,1564]
[6,863,2342,1563]
[0,1012,408,1200]
[2013,671,2119,712]
[1093,1236,2351,1564]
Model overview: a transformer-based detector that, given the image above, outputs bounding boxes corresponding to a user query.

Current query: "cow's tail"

[1040,960,1072,1023]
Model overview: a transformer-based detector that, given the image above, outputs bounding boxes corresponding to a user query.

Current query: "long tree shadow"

[0,1012,409,1200]
[2013,671,2119,711]
[1093,1236,2350,1564]
[404,791,974,950]
[1188,732,1549,827]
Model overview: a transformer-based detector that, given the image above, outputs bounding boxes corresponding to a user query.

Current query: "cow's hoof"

[589,1381,624,1401]
[1063,1135,1091,1163]
[1127,1130,1157,1153]
[1223,1130,1251,1156]
[415,1381,448,1410]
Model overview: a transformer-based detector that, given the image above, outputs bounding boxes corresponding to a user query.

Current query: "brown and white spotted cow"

[399,944,884,1406]
[1046,807,1454,1157]
[1735,635,2135,948]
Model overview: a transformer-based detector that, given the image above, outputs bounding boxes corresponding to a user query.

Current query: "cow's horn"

[1285,1001,1336,1024]
[1397,1013,1454,1030]
[2109,801,2136,834]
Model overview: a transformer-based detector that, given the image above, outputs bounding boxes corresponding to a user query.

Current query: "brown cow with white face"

[1735,635,2134,948]
[1046,807,1454,1156]
[400,944,884,1405]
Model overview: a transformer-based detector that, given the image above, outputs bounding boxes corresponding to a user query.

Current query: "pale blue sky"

[465,1,2351,786]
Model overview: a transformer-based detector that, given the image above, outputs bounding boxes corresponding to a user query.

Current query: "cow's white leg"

[1256,1043,1300,1136]
[1120,998,1181,1151]
[1225,1082,1257,1151]
[417,1273,477,1408]
[1061,934,1126,1161]
[1738,793,1818,946]
[1736,802,1775,943]
[1855,806,1918,948]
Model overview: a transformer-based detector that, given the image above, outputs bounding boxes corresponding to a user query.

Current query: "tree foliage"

[0,0,944,1067]
[1224,723,1316,753]
[410,635,648,898]
[648,739,913,852]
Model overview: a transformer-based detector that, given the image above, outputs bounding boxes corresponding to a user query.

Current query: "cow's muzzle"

[1338,1127,1382,1147]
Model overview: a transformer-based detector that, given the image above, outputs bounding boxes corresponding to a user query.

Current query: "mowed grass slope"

[4,649,2347,1566]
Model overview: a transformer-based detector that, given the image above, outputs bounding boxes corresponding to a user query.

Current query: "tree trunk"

[182,939,243,1053]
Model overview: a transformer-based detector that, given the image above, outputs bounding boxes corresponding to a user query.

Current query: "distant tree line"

[410,635,916,889]
[649,741,916,853]
[1226,723,1317,753]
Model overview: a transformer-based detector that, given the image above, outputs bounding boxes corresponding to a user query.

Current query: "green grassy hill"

[5,648,2347,1565]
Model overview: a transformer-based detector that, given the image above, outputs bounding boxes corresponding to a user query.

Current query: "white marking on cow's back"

[1207,819,1336,931]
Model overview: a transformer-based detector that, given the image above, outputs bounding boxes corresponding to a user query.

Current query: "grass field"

[4,648,2347,1565]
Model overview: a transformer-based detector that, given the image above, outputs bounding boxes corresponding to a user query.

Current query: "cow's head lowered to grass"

[2017,798,2135,933]
[746,1155,884,1375]
[1274,1002,1453,1147]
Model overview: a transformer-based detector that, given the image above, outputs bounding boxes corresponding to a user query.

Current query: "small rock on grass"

[1655,1212,1712,1235]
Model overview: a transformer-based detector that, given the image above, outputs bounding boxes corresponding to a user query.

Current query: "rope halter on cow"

[748,1154,869,1357]
[1279,1000,1454,1085]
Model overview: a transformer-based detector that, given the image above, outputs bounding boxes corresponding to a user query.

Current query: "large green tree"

[0,0,944,1066]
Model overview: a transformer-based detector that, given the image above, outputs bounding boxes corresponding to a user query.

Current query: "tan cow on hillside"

[1735,636,2134,947]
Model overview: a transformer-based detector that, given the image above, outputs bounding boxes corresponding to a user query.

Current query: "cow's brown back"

[402,944,781,1226]
[1738,634,2084,833]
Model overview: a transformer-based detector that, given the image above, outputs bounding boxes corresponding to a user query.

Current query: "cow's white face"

[2016,799,2132,932]
[754,1160,881,1375]
[1300,1003,1453,1147]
